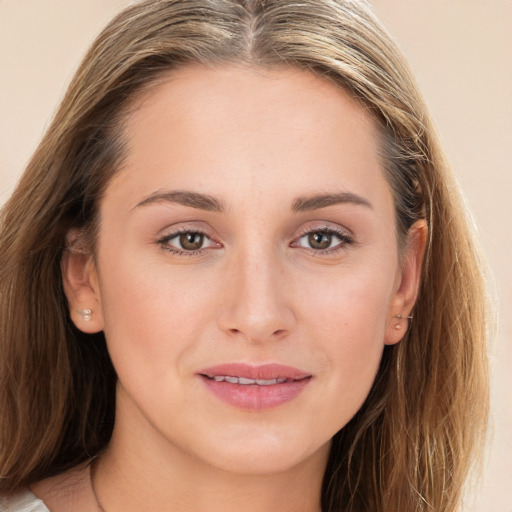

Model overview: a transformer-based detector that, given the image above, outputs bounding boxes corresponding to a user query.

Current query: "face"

[65,65,424,476]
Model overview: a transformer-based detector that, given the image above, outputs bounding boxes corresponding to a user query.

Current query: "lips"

[199,363,311,381]
[198,363,312,410]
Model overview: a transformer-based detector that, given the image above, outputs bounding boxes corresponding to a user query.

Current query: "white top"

[0,490,49,512]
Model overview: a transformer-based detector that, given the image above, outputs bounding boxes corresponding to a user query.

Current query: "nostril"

[225,327,288,341]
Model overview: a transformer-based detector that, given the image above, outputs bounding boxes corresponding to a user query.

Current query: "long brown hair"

[0,1,489,510]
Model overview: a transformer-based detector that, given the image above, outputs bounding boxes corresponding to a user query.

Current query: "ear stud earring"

[78,309,92,321]
[393,313,413,330]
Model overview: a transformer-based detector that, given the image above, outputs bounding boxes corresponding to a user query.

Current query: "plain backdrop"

[1,1,511,510]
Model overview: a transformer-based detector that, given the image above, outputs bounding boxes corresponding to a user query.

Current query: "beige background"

[1,1,510,510]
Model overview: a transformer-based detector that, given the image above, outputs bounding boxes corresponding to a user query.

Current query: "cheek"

[298,266,393,419]
[302,262,392,350]
[96,251,220,388]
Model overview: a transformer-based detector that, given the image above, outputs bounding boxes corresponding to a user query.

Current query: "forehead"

[109,64,390,213]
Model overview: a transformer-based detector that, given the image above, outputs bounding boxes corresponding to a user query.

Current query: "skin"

[35,65,426,511]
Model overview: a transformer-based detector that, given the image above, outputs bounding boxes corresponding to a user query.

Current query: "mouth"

[201,375,291,385]
[198,363,312,410]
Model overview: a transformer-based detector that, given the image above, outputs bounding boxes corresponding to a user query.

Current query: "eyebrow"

[133,190,225,212]
[291,192,373,212]
[133,189,372,213]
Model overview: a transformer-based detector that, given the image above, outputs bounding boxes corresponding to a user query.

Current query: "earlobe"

[61,232,104,334]
[384,219,428,345]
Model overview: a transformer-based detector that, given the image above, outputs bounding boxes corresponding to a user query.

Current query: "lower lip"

[199,376,311,410]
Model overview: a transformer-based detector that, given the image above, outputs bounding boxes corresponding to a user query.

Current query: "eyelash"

[157,226,354,256]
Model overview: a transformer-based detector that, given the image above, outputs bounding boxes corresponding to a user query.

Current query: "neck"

[95,450,325,512]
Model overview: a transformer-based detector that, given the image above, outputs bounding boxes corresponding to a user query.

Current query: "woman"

[0,1,489,511]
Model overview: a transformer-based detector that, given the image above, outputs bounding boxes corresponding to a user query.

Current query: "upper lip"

[198,363,311,381]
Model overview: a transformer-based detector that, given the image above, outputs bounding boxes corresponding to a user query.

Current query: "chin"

[192,428,332,476]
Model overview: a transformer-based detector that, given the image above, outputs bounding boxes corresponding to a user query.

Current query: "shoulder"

[27,462,96,512]
[0,489,49,512]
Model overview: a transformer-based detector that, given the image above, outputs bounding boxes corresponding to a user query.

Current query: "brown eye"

[160,230,221,254]
[179,232,204,250]
[294,228,351,253]
[307,232,333,250]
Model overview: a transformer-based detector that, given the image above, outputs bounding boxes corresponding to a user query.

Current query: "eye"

[158,230,219,254]
[294,228,352,252]
[176,232,206,251]
[303,231,336,250]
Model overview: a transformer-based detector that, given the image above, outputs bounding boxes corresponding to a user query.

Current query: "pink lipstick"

[198,363,312,410]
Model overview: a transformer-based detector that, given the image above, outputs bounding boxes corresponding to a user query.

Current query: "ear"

[61,230,104,334]
[385,219,428,345]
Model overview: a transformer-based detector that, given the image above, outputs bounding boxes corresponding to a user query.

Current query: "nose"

[217,248,296,343]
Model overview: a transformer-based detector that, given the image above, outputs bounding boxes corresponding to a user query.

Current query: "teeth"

[238,377,257,385]
[207,375,289,385]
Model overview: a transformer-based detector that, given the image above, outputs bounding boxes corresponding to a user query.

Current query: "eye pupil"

[308,232,332,249]
[179,232,204,250]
